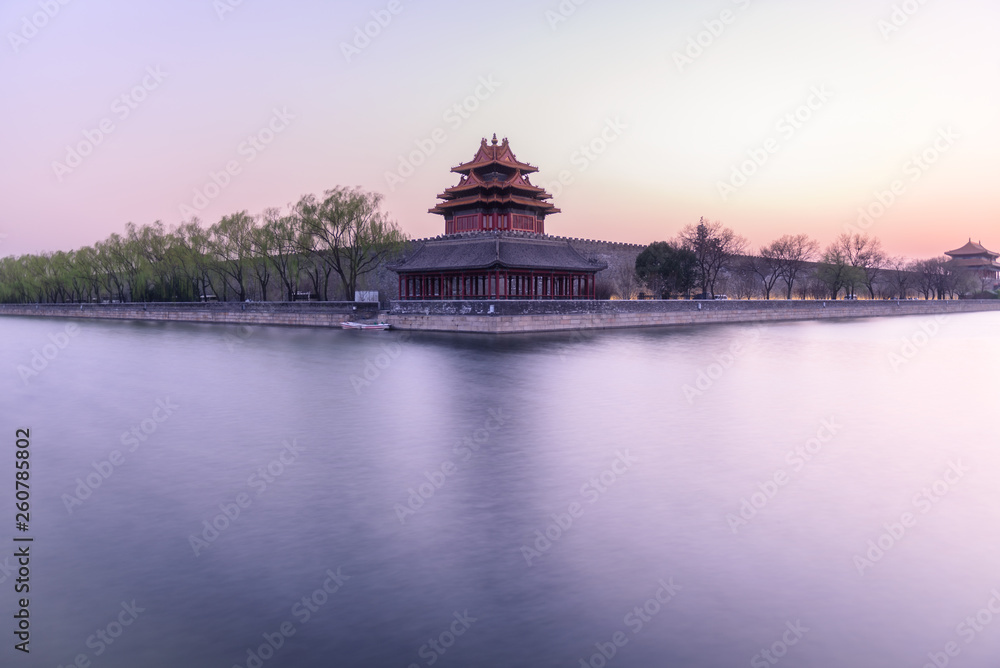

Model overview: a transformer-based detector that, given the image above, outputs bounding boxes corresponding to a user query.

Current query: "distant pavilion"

[391,135,606,300]
[945,239,1000,287]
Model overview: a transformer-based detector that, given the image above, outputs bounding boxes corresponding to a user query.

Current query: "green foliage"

[635,241,697,298]
[0,188,408,303]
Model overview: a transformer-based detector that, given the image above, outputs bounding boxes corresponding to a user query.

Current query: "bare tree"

[835,232,885,298]
[760,234,819,299]
[678,217,748,298]
[747,252,781,300]
[883,256,914,298]
[727,256,762,299]
[608,255,643,299]
[817,244,864,299]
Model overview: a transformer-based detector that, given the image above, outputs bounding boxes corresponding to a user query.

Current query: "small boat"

[340,322,391,330]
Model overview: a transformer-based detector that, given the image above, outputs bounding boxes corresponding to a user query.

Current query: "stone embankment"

[2,299,998,334]
[386,299,1000,333]
[0,301,379,327]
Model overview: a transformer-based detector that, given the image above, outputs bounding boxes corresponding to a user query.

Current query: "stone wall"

[0,301,380,327]
[372,234,647,301]
[386,299,1000,333]
[5,298,996,335]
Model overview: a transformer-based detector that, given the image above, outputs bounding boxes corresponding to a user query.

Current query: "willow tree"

[260,208,303,301]
[296,187,406,301]
[210,212,256,301]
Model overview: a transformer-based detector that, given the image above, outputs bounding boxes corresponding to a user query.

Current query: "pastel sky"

[3,0,999,260]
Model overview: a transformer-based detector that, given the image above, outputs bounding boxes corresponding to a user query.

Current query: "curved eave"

[451,159,538,175]
[439,182,548,196]
[429,195,561,215]
[393,259,605,273]
[389,236,604,274]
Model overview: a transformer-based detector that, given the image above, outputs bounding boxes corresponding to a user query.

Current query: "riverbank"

[2,299,998,334]
[0,301,380,328]
[386,299,1000,333]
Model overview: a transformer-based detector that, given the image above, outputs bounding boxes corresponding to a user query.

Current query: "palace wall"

[363,235,647,302]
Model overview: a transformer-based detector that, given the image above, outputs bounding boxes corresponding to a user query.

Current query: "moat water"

[3,312,1000,667]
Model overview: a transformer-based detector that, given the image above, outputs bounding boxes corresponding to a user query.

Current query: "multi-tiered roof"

[390,136,605,300]
[945,239,1000,273]
[430,135,560,235]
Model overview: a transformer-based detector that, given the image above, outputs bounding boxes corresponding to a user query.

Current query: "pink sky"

[2,0,998,260]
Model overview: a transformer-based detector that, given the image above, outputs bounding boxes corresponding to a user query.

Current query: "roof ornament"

[491,133,498,145]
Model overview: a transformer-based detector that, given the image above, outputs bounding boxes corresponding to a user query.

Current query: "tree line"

[0,187,406,304]
[632,218,993,300]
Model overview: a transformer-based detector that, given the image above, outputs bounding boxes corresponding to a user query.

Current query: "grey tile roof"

[390,234,607,273]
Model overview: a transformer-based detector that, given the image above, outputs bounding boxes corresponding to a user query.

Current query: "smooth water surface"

[2,312,999,667]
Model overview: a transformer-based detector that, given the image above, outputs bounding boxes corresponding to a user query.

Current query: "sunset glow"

[3,0,998,258]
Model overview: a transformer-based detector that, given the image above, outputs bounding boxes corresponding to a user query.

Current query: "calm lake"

[3,312,1000,668]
